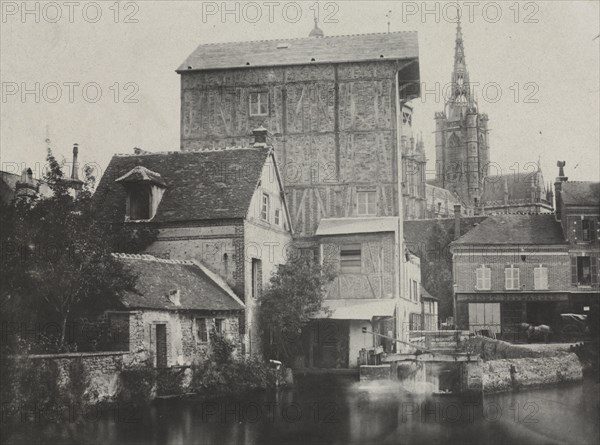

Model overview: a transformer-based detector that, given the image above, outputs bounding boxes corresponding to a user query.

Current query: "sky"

[1,0,599,185]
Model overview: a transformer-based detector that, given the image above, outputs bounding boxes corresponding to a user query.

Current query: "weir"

[359,330,483,396]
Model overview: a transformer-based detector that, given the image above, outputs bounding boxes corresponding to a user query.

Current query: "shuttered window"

[340,244,362,274]
[505,266,520,290]
[534,265,548,290]
[476,266,491,290]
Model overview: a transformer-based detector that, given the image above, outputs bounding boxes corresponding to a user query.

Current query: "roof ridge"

[188,30,417,48]
[113,145,269,158]
[112,252,195,265]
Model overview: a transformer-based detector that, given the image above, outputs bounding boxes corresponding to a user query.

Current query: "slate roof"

[561,182,600,207]
[93,147,271,223]
[451,214,566,246]
[177,31,418,72]
[480,172,546,205]
[113,254,244,311]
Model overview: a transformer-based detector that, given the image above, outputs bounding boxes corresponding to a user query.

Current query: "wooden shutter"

[571,257,578,286]
[504,268,510,289]
[484,268,491,290]
[574,219,583,242]
[591,256,598,287]
[476,268,483,289]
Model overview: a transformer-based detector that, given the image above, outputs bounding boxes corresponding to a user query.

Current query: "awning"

[311,299,396,320]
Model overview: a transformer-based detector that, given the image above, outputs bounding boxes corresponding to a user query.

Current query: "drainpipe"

[394,70,405,346]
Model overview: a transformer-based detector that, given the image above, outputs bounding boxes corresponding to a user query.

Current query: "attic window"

[129,185,151,220]
[115,166,166,222]
[277,43,290,49]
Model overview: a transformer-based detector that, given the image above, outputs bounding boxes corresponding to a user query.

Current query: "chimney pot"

[71,143,79,181]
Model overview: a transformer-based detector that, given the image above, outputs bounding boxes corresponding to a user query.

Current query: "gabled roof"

[451,214,566,246]
[315,217,399,236]
[94,147,274,223]
[177,31,418,72]
[113,254,244,311]
[561,181,600,207]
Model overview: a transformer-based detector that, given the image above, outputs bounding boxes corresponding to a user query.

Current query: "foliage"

[258,252,336,363]
[209,330,235,364]
[0,148,147,353]
[420,221,454,321]
[190,356,278,393]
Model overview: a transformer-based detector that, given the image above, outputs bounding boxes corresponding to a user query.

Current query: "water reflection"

[4,377,599,445]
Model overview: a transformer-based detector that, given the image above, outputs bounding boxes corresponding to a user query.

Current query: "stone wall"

[128,310,241,368]
[5,351,130,411]
[481,353,582,394]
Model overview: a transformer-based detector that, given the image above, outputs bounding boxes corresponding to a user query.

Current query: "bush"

[209,331,235,364]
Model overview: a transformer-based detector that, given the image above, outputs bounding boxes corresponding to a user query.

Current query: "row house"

[94,129,293,356]
[451,164,599,341]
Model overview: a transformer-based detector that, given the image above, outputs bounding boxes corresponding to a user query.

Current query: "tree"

[258,252,336,363]
[0,148,155,353]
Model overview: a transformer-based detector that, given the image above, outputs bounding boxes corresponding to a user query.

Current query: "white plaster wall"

[348,320,373,368]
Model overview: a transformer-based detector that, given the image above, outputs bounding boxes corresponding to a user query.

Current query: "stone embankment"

[459,337,583,393]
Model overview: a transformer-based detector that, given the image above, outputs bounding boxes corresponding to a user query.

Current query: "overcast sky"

[1,0,599,185]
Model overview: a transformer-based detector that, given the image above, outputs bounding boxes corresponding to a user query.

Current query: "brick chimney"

[454,204,461,240]
[554,161,568,221]
[252,126,268,147]
[71,143,79,181]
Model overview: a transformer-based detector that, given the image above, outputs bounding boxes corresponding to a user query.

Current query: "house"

[554,165,600,336]
[93,128,293,355]
[450,214,569,339]
[176,26,424,234]
[106,253,244,367]
[450,162,599,341]
[301,217,421,369]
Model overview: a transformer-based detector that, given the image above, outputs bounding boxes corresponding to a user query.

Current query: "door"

[156,324,167,368]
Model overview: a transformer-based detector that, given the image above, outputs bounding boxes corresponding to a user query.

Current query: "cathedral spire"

[448,16,471,119]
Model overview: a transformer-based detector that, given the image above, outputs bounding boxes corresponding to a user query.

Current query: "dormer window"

[129,185,151,220]
[116,166,166,222]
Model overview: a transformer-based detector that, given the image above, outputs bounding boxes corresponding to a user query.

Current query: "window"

[274,209,281,226]
[534,265,548,290]
[504,266,520,290]
[261,193,270,221]
[413,280,418,301]
[582,219,592,241]
[357,191,377,216]
[196,318,208,343]
[129,185,150,220]
[577,257,591,286]
[214,318,224,334]
[468,303,500,335]
[249,92,268,116]
[340,244,361,274]
[476,265,491,290]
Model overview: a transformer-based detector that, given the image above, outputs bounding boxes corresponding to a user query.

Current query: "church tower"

[434,18,489,207]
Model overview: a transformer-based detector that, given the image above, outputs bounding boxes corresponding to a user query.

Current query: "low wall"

[481,353,583,394]
[3,351,131,417]
[459,336,551,360]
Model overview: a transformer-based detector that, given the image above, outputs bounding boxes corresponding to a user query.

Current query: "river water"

[5,376,599,445]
